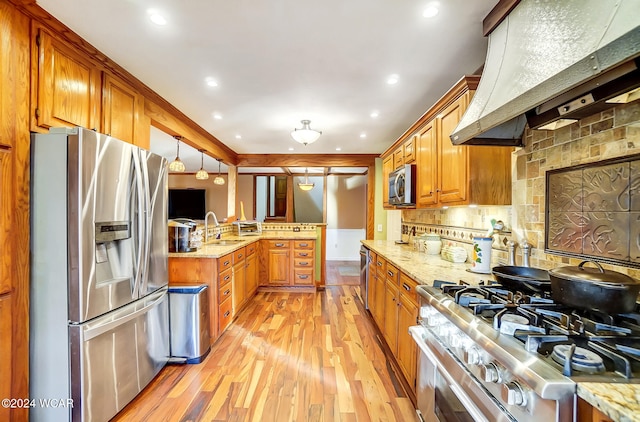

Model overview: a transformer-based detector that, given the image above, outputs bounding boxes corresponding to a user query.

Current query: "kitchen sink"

[208,239,244,245]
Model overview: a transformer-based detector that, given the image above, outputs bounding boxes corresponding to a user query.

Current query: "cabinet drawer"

[246,242,257,256]
[218,297,233,332]
[399,272,419,306]
[375,257,387,276]
[293,268,314,285]
[386,263,399,284]
[293,240,313,249]
[219,267,232,286]
[233,247,246,263]
[219,253,233,270]
[293,249,312,258]
[294,257,313,267]
[218,282,232,304]
[267,240,291,249]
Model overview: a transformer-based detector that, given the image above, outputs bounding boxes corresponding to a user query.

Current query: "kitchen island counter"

[170,231,317,259]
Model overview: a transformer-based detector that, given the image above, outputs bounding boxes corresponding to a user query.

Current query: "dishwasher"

[359,245,370,309]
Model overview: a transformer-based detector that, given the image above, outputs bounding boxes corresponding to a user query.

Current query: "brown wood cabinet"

[102,72,145,148]
[266,240,291,285]
[370,255,387,329]
[292,240,315,286]
[245,245,258,298]
[397,273,419,389]
[383,264,399,352]
[403,136,416,164]
[577,398,615,422]
[416,80,512,208]
[382,155,394,208]
[232,247,246,316]
[31,24,100,132]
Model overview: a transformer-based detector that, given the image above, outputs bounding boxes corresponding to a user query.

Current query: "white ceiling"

[36,0,497,167]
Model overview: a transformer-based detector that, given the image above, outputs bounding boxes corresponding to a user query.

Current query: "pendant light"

[291,120,322,146]
[195,150,209,180]
[298,168,314,191]
[213,160,225,185]
[168,136,186,172]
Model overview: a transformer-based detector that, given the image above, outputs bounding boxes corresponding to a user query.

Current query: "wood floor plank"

[113,286,417,422]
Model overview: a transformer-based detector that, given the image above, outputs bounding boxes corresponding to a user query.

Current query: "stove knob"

[502,382,527,407]
[464,346,481,365]
[480,363,501,383]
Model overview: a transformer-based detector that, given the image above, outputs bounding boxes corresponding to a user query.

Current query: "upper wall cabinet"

[102,73,144,147]
[31,25,100,132]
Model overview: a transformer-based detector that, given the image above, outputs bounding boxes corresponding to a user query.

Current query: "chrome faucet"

[205,211,220,243]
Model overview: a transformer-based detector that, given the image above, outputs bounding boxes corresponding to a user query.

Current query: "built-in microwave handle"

[394,171,403,203]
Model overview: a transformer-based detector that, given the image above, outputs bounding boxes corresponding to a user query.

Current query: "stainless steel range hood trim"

[451,0,640,146]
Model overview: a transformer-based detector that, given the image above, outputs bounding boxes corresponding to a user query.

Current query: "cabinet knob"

[224,311,230,318]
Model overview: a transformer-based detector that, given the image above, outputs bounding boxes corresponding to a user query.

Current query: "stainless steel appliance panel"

[141,150,168,296]
[69,289,168,422]
[359,246,370,309]
[68,128,140,323]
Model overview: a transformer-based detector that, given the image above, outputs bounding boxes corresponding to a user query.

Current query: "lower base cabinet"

[260,239,316,286]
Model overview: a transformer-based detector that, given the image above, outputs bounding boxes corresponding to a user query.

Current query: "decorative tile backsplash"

[402,99,640,280]
[546,156,640,264]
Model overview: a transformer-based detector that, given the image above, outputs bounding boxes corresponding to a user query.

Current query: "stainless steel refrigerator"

[30,127,170,422]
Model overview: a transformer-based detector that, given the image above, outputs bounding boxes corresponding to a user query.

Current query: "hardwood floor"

[325,261,360,286]
[113,287,417,421]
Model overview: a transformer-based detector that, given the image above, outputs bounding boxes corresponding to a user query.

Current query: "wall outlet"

[377,224,383,232]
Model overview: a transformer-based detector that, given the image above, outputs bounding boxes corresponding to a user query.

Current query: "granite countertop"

[361,239,640,422]
[578,384,640,422]
[170,231,317,258]
[361,239,488,286]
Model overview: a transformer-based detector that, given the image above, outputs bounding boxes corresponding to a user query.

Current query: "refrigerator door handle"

[139,153,152,296]
[82,290,166,342]
[132,150,145,298]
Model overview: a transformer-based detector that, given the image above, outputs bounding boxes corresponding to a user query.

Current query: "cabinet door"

[382,156,394,208]
[438,97,467,204]
[34,27,100,130]
[245,253,258,298]
[416,120,438,207]
[102,73,142,146]
[404,136,416,164]
[0,295,11,422]
[268,249,290,285]
[0,149,11,295]
[383,280,399,353]
[371,272,386,330]
[398,293,418,391]
[393,145,404,169]
[232,261,246,315]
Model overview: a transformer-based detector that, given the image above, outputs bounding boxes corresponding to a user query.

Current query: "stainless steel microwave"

[388,164,416,206]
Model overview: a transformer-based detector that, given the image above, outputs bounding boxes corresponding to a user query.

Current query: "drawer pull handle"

[298,275,309,279]
[377,262,382,266]
[224,311,230,318]
[402,283,411,291]
[275,243,285,247]
[223,289,230,296]
[299,262,308,266]
[224,275,230,281]
[299,253,308,257]
[223,260,230,266]
[299,243,308,247]
[387,270,394,277]
[238,254,243,259]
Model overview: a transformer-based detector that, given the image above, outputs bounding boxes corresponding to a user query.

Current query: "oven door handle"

[409,326,490,422]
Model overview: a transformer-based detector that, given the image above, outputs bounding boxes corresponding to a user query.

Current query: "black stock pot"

[548,261,640,314]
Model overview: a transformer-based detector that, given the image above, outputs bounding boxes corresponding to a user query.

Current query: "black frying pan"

[491,266,551,293]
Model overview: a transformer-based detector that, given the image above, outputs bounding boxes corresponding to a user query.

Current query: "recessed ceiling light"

[386,74,399,85]
[423,6,439,18]
[360,133,367,138]
[205,77,218,87]
[370,111,379,118]
[147,10,167,25]
[235,134,242,139]
[288,147,294,151]
[336,147,342,151]
[213,113,222,120]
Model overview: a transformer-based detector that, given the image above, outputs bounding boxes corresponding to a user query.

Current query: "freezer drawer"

[168,285,211,363]
[67,289,169,422]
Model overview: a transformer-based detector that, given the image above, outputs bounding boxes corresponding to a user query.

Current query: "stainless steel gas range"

[409,281,640,422]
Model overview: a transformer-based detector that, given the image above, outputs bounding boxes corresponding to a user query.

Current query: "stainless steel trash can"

[168,285,210,364]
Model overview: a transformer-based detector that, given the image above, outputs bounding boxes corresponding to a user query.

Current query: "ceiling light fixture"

[195,150,209,180]
[386,74,399,85]
[370,111,379,118]
[205,77,218,87]
[291,120,322,146]
[423,6,439,18]
[149,13,167,25]
[213,160,225,185]
[298,168,315,191]
[168,136,186,172]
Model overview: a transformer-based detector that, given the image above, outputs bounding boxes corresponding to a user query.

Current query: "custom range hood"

[451,0,640,146]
